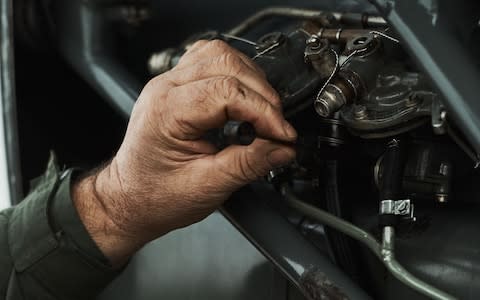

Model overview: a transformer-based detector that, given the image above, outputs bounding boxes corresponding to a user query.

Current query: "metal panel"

[0,71,10,210]
[369,0,480,153]
[0,0,20,208]
[99,212,289,300]
[223,185,372,300]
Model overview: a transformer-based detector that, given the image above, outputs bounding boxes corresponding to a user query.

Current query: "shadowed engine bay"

[146,7,479,300]
[13,0,480,299]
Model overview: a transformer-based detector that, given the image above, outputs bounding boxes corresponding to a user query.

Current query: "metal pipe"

[381,227,457,300]
[280,184,381,256]
[303,26,373,43]
[319,29,371,42]
[228,7,386,37]
[279,184,457,300]
[340,13,387,28]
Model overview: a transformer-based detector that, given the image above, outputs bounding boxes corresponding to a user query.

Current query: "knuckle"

[188,39,208,51]
[253,94,271,113]
[269,92,282,108]
[217,53,244,76]
[142,77,157,94]
[221,76,241,92]
[178,40,209,66]
[144,77,160,91]
[176,54,190,67]
[192,84,211,110]
[218,76,245,101]
[185,61,209,81]
[208,39,230,51]
[143,76,173,99]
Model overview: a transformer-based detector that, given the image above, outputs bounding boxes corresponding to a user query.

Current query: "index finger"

[164,76,297,142]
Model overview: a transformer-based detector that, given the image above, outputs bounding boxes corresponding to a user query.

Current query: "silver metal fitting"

[304,38,336,79]
[267,168,286,183]
[314,84,347,117]
[431,98,447,135]
[380,199,414,219]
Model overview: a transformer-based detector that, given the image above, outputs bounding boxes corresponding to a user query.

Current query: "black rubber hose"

[324,160,362,283]
[380,140,404,200]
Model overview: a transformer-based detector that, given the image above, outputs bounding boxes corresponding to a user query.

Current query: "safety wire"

[370,30,400,43]
[220,33,285,61]
[221,33,258,46]
[312,29,399,113]
[313,46,360,106]
[316,48,340,98]
[252,42,281,60]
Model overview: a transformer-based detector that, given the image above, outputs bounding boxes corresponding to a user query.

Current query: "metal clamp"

[380,199,414,220]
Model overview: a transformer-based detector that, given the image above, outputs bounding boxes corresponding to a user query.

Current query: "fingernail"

[267,148,295,167]
[283,121,297,140]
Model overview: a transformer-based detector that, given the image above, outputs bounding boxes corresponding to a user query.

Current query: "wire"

[252,42,281,60]
[370,30,400,43]
[341,49,359,67]
[220,33,258,46]
[314,48,339,100]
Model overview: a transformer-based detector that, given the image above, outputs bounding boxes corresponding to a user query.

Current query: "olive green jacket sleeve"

[0,157,121,300]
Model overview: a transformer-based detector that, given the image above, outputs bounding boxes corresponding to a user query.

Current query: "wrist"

[72,162,144,267]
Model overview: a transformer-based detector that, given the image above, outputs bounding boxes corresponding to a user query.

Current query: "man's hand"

[73,40,297,266]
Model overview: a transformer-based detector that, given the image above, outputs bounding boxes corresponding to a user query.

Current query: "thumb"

[212,139,296,189]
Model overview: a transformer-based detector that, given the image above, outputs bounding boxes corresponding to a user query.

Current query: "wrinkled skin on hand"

[73,40,297,265]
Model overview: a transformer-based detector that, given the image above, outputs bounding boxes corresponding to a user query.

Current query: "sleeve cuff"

[7,155,120,299]
[51,168,112,266]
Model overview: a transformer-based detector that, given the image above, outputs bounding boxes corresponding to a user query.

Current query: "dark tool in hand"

[218,121,299,148]
[208,121,256,148]
[221,121,256,145]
